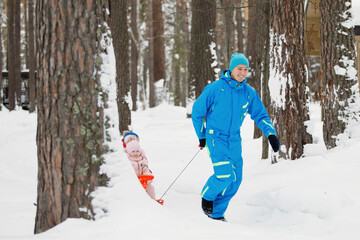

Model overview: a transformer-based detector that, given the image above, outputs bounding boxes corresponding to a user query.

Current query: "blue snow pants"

[201,130,243,218]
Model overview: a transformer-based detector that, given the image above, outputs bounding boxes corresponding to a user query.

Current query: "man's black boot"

[212,217,227,222]
[202,198,213,217]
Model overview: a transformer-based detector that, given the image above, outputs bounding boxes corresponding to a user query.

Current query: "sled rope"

[159,149,202,200]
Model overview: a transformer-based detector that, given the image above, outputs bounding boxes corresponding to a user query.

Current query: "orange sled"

[137,175,164,205]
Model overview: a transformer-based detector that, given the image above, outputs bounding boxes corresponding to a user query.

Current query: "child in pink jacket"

[125,139,156,199]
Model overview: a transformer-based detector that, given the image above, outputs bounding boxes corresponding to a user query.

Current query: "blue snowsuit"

[192,70,276,218]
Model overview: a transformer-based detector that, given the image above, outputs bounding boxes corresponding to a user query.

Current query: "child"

[123,132,156,199]
[191,53,280,221]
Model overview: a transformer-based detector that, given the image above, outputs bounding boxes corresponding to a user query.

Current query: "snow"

[352,1,360,25]
[269,31,290,109]
[1,102,360,240]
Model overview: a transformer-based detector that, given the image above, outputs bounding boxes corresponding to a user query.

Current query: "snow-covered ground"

[1,102,360,240]
[353,1,360,25]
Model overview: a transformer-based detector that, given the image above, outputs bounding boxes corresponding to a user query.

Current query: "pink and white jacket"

[127,153,152,176]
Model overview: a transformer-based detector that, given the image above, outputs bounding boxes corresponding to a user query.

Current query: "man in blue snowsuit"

[192,53,280,221]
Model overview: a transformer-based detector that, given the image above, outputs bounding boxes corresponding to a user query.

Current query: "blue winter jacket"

[192,70,276,139]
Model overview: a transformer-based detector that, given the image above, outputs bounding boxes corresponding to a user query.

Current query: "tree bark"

[35,0,107,233]
[14,0,21,106]
[0,1,3,110]
[269,0,312,161]
[28,0,36,112]
[150,0,165,107]
[131,0,139,111]
[235,0,244,53]
[148,0,155,107]
[220,0,234,68]
[189,0,216,100]
[173,0,189,107]
[7,0,16,110]
[253,0,266,139]
[110,0,131,134]
[261,0,270,159]
[320,0,360,149]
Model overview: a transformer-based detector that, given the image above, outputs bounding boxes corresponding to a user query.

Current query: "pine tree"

[28,0,36,112]
[269,0,312,161]
[35,0,108,233]
[261,0,271,159]
[320,0,360,149]
[110,0,131,134]
[130,0,139,111]
[172,0,189,107]
[235,0,245,53]
[7,0,16,110]
[0,0,3,110]
[14,0,21,106]
[189,0,217,100]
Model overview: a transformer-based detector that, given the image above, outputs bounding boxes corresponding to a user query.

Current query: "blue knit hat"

[229,53,249,72]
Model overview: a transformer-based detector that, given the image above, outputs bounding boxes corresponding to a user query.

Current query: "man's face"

[231,65,248,83]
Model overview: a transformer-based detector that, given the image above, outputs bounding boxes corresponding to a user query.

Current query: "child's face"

[130,150,141,157]
[231,65,248,83]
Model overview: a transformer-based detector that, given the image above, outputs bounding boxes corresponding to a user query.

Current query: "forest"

[0,0,359,234]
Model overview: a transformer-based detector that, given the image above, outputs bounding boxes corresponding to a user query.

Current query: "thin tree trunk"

[28,0,36,112]
[221,0,234,68]
[151,0,165,106]
[173,0,189,107]
[131,0,139,111]
[253,0,266,139]
[110,0,131,134]
[35,0,107,233]
[235,0,244,53]
[24,0,29,70]
[261,0,270,159]
[180,0,189,107]
[130,0,139,111]
[7,0,16,110]
[148,0,155,107]
[0,1,3,110]
[14,0,21,106]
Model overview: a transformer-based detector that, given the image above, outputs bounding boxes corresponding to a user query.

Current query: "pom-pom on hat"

[126,140,141,154]
[229,53,249,72]
[122,132,139,148]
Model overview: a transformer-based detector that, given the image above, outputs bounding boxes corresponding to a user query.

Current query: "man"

[191,53,280,221]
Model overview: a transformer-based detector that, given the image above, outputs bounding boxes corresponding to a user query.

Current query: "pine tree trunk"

[14,0,21,106]
[320,0,360,149]
[148,0,155,107]
[35,0,107,233]
[220,0,234,68]
[253,0,266,139]
[7,0,16,110]
[180,0,189,107]
[24,0,29,70]
[131,0,139,111]
[235,0,244,53]
[152,0,165,106]
[189,0,216,100]
[261,0,271,159]
[0,1,3,111]
[269,0,312,160]
[28,0,36,113]
[110,0,131,134]
[246,0,262,139]
[173,0,189,107]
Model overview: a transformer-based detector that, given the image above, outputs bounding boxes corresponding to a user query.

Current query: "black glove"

[268,135,280,152]
[199,138,206,149]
